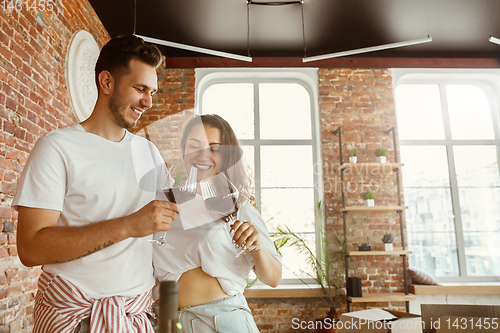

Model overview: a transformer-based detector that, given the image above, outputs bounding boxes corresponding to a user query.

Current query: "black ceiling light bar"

[248,0,302,5]
[302,36,432,62]
[135,35,253,62]
[489,36,500,45]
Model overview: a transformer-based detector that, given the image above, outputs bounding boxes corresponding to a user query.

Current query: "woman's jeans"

[178,293,260,333]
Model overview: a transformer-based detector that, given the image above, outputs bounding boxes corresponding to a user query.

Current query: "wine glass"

[199,172,259,257]
[150,165,198,247]
[200,172,238,218]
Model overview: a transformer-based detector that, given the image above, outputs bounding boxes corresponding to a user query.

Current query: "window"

[393,69,500,282]
[196,69,321,282]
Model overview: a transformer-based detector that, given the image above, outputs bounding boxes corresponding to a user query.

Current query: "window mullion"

[488,89,500,142]
[254,82,262,212]
[440,84,468,278]
[487,89,500,187]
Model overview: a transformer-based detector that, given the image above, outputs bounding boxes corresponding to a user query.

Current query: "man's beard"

[108,90,136,129]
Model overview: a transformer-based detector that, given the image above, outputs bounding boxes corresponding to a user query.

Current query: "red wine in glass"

[204,193,238,215]
[150,165,197,248]
[164,188,197,204]
[200,172,259,258]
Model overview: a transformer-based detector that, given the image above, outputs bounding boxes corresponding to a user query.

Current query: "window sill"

[244,283,500,298]
[409,282,500,295]
[243,285,328,299]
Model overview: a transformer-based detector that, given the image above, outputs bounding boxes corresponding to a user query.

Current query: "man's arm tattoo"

[54,240,114,263]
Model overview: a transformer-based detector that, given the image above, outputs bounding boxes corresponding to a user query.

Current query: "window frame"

[393,68,500,282]
[195,68,323,285]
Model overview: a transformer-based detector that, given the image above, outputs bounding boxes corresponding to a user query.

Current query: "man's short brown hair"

[94,35,162,89]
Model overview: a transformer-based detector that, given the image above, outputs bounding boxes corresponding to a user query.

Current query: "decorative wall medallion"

[65,30,100,121]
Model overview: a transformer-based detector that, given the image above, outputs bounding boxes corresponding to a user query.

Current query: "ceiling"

[88,0,500,60]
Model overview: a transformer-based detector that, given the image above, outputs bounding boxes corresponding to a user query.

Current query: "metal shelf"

[342,205,407,212]
[347,250,411,256]
[341,162,404,173]
[334,126,410,312]
[347,293,415,303]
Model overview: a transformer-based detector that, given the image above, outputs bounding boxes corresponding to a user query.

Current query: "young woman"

[153,114,282,333]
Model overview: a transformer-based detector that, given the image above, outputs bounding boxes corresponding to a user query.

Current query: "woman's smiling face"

[183,123,223,181]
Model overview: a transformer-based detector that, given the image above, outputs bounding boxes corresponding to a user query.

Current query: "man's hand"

[125,200,180,238]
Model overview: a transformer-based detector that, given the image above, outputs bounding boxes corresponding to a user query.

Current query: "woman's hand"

[230,219,282,287]
[230,220,261,251]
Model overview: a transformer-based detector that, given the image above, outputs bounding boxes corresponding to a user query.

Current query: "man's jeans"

[74,315,157,333]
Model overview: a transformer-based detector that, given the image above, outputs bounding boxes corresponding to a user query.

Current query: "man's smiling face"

[108,58,158,129]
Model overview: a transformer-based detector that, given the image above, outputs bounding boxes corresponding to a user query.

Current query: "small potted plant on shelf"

[375,147,388,163]
[362,189,375,206]
[348,146,357,163]
[382,233,395,251]
[358,243,371,251]
[272,202,347,333]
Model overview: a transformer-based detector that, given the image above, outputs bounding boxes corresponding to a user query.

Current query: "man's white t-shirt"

[13,124,173,299]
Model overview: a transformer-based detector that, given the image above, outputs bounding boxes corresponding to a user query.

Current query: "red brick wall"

[250,298,331,333]
[0,1,109,331]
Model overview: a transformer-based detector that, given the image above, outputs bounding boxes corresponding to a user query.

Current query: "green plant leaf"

[375,147,388,157]
[362,189,375,199]
[245,275,258,289]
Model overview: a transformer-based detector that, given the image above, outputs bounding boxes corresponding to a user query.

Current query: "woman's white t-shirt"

[153,195,282,296]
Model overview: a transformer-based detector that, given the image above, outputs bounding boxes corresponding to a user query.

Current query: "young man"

[13,35,178,333]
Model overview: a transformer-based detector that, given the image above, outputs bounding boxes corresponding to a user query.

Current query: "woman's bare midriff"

[178,267,229,309]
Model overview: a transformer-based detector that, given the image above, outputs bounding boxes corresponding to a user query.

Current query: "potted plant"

[362,189,375,206]
[272,202,346,332]
[375,147,388,163]
[382,233,395,251]
[348,147,357,163]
